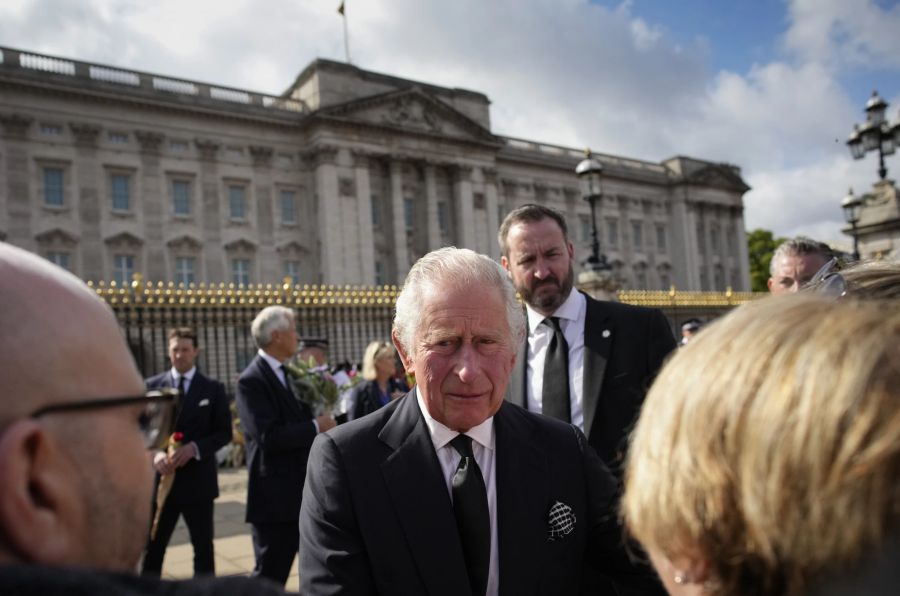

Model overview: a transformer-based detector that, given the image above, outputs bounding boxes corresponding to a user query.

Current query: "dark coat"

[506,292,676,474]
[145,370,231,504]
[299,392,661,596]
[235,354,317,523]
[350,378,404,420]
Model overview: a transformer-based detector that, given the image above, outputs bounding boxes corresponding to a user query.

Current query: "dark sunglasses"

[804,257,847,298]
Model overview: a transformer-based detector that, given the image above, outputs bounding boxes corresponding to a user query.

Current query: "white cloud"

[0,0,897,245]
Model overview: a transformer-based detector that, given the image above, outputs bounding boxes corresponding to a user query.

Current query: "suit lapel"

[581,295,612,441]
[495,403,548,596]
[256,356,306,419]
[379,393,471,595]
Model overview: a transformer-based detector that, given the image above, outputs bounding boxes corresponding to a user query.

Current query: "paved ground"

[159,467,300,588]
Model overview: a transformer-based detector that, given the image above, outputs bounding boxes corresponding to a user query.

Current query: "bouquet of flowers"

[283,357,340,416]
[150,431,183,540]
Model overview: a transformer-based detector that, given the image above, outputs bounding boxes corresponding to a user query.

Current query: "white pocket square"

[198,399,210,406]
[547,500,576,542]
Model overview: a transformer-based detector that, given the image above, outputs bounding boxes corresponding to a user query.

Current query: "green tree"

[747,228,785,292]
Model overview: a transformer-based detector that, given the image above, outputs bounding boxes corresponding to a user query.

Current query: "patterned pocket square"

[547,500,576,542]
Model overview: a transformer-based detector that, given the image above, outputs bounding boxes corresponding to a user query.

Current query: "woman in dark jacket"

[350,341,402,420]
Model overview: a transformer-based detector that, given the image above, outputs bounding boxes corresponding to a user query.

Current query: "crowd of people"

[0,204,897,596]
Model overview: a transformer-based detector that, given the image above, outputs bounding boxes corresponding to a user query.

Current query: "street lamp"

[841,187,862,261]
[846,90,899,180]
[575,150,611,272]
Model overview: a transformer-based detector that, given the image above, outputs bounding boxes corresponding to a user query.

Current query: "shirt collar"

[415,387,495,452]
[526,289,585,334]
[257,348,286,372]
[171,366,197,382]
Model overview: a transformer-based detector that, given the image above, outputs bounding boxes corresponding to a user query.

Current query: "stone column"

[670,189,699,290]
[389,159,410,283]
[69,122,105,280]
[453,164,475,248]
[424,162,441,251]
[250,145,275,282]
[134,130,165,281]
[0,114,34,249]
[195,138,222,282]
[314,147,342,284]
[353,150,376,284]
[484,168,500,259]
[731,207,751,290]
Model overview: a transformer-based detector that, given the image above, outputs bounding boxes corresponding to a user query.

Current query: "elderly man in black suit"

[299,247,662,596]
[141,327,232,577]
[236,306,336,587]
[499,205,676,476]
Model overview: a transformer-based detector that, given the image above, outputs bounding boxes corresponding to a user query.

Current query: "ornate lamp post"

[575,150,611,272]
[841,188,862,261]
[846,90,900,180]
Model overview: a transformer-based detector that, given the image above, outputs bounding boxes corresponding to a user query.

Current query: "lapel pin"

[601,329,611,338]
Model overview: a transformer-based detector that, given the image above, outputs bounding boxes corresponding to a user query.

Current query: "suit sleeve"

[299,433,376,596]
[236,373,317,455]
[194,380,232,459]
[646,309,677,378]
[577,427,666,595]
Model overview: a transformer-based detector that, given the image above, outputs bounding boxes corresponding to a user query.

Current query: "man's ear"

[500,255,510,273]
[391,330,413,373]
[0,420,82,565]
[766,277,775,291]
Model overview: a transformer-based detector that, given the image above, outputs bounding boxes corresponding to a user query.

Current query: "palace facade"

[0,46,751,290]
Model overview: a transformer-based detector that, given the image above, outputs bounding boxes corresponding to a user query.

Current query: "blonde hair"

[361,340,395,381]
[623,295,900,595]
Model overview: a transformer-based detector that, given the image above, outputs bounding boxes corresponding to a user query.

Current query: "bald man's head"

[0,243,151,570]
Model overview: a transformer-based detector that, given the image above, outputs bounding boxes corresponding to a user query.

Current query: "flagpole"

[339,2,351,64]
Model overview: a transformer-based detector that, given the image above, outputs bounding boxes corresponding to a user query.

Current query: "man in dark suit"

[499,205,676,474]
[236,306,336,587]
[299,247,662,595]
[141,327,232,577]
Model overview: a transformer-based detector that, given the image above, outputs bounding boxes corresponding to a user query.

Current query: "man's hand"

[153,450,176,476]
[169,443,199,468]
[316,414,337,433]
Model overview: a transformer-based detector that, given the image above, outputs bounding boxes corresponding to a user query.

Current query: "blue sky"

[1,0,899,246]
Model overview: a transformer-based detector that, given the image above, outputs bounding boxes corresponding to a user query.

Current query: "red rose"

[172,432,184,442]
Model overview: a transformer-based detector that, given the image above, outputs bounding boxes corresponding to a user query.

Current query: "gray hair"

[251,305,295,349]
[770,237,831,275]
[393,247,526,354]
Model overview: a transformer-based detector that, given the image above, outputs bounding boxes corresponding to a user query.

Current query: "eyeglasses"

[805,257,847,298]
[30,389,178,450]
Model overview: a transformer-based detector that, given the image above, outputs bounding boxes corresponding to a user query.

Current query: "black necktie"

[450,434,490,596]
[177,374,186,397]
[541,317,571,422]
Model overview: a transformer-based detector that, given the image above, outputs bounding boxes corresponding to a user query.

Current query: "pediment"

[35,227,79,246]
[104,231,143,248]
[166,234,203,251]
[316,87,498,143]
[683,165,750,192]
[224,238,257,253]
[276,241,308,255]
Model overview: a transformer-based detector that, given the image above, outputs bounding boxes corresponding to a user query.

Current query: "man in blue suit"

[236,306,336,587]
[141,328,232,577]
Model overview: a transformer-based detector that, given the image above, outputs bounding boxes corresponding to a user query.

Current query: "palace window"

[111,174,131,212]
[371,196,381,226]
[656,224,667,252]
[438,201,449,234]
[283,260,300,284]
[404,198,415,230]
[606,219,618,247]
[229,185,246,220]
[43,167,64,206]
[172,180,191,216]
[113,254,135,285]
[631,221,643,249]
[46,252,70,271]
[280,190,296,224]
[231,259,251,286]
[108,131,129,144]
[175,256,195,286]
